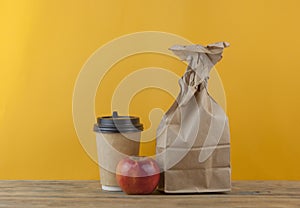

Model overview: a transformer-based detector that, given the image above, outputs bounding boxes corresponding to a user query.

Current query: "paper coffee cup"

[94,111,143,191]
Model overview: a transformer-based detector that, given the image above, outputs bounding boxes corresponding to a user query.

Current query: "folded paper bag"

[156,42,231,193]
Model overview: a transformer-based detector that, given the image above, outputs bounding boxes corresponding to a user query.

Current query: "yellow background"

[1,0,300,180]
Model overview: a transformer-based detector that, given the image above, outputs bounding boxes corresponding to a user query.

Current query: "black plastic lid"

[94,111,143,133]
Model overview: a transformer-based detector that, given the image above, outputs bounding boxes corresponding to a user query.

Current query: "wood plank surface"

[0,181,299,208]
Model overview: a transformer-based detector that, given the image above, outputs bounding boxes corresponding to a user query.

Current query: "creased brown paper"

[156,42,231,193]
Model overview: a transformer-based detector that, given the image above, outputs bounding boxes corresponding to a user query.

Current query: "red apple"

[116,156,160,195]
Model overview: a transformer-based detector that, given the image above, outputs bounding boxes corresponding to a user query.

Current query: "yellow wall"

[1,0,300,180]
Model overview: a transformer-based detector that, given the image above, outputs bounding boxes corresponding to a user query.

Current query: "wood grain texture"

[0,181,299,208]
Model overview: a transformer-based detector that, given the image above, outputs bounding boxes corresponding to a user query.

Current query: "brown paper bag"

[156,42,231,193]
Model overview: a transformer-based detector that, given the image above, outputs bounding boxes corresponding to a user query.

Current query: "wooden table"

[0,180,299,207]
